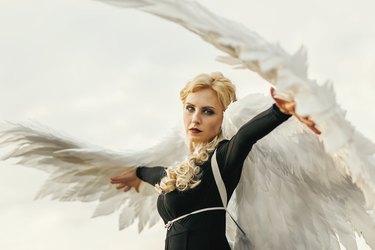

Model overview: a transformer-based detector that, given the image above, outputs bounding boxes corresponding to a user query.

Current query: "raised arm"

[217,88,320,194]
[216,103,290,194]
[221,103,290,169]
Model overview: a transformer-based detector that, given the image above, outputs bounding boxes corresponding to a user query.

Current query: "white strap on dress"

[211,150,246,236]
[211,150,228,207]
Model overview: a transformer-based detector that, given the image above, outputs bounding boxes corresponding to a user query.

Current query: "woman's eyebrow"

[202,106,216,110]
[186,102,217,110]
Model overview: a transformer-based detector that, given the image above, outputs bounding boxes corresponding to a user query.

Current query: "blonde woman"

[110,72,319,250]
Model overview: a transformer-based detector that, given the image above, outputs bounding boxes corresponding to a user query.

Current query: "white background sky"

[0,0,374,249]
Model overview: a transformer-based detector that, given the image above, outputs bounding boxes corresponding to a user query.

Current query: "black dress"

[136,104,290,250]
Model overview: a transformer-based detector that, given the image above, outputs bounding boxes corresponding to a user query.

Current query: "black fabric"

[136,104,290,250]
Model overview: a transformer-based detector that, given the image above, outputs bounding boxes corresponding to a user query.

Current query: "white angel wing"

[0,123,187,232]
[223,94,375,250]
[95,0,375,210]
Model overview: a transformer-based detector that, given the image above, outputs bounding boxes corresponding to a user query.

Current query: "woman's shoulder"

[214,139,230,159]
[218,139,229,148]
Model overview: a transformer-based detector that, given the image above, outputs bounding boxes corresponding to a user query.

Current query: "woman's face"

[183,88,224,145]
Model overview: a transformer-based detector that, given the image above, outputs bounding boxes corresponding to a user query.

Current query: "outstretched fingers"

[110,168,141,193]
[115,183,126,189]
[299,116,321,134]
[110,176,124,184]
[110,170,131,183]
[270,87,321,135]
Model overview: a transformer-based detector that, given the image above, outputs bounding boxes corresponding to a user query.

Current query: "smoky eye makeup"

[185,104,195,112]
[202,108,215,115]
[185,103,216,115]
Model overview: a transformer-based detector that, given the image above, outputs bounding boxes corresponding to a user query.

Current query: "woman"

[110,72,320,250]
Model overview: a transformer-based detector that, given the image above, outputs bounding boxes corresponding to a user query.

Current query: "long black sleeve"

[217,104,291,194]
[136,166,165,186]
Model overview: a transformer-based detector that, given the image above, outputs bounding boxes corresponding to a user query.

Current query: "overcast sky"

[0,0,374,249]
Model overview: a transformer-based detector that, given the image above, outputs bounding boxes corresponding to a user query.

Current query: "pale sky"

[0,0,374,249]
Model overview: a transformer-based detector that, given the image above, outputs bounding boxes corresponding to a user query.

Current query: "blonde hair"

[180,72,237,110]
[156,72,237,193]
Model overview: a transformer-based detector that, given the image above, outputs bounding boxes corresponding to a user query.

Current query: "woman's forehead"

[185,88,222,108]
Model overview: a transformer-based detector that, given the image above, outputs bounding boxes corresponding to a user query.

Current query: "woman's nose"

[191,111,201,124]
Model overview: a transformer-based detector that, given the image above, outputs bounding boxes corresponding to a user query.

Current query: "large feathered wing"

[92,0,375,249]
[0,123,187,232]
[223,94,375,250]
[94,0,375,209]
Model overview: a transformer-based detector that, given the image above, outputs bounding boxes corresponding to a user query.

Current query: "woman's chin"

[189,136,206,144]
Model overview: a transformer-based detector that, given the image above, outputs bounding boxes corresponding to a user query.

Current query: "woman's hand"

[110,168,142,192]
[271,87,321,135]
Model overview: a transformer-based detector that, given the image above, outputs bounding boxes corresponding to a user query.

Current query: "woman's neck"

[188,141,195,154]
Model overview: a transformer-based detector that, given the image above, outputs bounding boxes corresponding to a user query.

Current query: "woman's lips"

[189,128,202,133]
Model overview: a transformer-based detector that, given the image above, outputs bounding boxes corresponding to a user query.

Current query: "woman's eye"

[203,108,214,115]
[186,106,195,112]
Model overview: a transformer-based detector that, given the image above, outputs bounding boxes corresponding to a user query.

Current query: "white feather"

[94,0,375,211]
[223,94,375,249]
[0,123,187,231]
